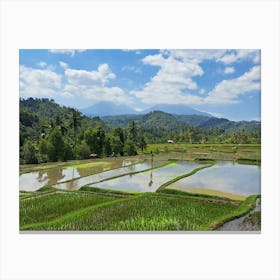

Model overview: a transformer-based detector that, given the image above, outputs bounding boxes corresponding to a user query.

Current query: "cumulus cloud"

[130,50,260,106]
[218,50,260,65]
[224,67,235,74]
[49,49,86,57]
[62,64,131,103]
[167,49,227,63]
[65,64,116,86]
[205,66,260,104]
[20,61,130,103]
[20,65,62,97]
[59,61,68,69]
[129,51,205,105]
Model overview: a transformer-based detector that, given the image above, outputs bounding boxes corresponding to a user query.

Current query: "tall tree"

[54,115,67,136]
[23,140,38,164]
[69,108,82,151]
[128,121,138,142]
[47,127,65,161]
[138,136,147,153]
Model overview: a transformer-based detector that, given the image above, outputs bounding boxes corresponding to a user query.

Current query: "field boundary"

[156,164,213,192]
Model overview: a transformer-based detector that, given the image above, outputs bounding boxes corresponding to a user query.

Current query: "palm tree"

[69,108,82,150]
[128,121,138,142]
[138,136,147,153]
[54,115,67,135]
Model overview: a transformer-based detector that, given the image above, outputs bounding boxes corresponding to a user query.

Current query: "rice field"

[19,144,261,231]
[20,188,258,231]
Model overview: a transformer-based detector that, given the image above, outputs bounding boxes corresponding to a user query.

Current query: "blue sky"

[19,49,260,121]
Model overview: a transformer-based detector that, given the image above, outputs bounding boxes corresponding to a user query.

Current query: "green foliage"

[47,127,65,161]
[124,140,137,156]
[103,135,112,156]
[63,140,74,160]
[138,136,147,152]
[83,126,105,156]
[110,135,123,156]
[22,140,38,164]
[21,192,239,231]
[37,138,49,162]
[76,140,91,159]
[128,120,138,142]
[20,98,261,164]
[20,192,117,226]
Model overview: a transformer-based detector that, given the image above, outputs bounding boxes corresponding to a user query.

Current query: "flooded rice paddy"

[167,161,260,199]
[19,157,144,191]
[20,155,261,200]
[89,161,204,192]
[54,161,155,191]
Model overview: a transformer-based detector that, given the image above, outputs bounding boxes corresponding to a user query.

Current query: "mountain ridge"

[80,101,212,117]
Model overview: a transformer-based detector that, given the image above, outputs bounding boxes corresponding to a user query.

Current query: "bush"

[123,140,137,156]
[76,141,90,159]
[23,140,38,164]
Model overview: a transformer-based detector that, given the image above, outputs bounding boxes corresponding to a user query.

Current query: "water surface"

[89,162,205,192]
[54,161,157,190]
[167,161,260,197]
[20,158,143,191]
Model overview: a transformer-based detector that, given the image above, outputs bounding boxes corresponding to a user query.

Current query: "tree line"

[21,108,147,164]
[20,98,260,164]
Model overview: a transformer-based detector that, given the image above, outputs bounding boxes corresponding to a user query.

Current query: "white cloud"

[132,50,261,106]
[218,50,260,65]
[199,88,206,95]
[167,49,227,63]
[224,66,235,74]
[20,65,62,97]
[130,51,205,105]
[49,49,86,57]
[205,66,260,104]
[37,61,47,68]
[205,111,224,118]
[61,91,74,98]
[59,61,68,69]
[63,64,131,104]
[65,64,116,86]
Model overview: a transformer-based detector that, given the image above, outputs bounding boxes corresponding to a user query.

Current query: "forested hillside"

[20,98,261,164]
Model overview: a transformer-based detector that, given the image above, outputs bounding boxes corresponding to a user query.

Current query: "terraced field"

[20,187,259,231]
[19,144,261,231]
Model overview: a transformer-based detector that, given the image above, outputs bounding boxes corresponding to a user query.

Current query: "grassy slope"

[20,191,122,226]
[20,189,258,231]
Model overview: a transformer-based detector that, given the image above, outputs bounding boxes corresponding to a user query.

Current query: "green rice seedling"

[22,193,239,231]
[20,191,120,227]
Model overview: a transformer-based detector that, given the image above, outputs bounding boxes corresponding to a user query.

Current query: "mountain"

[197,117,261,132]
[102,111,185,130]
[81,102,213,118]
[174,114,211,126]
[102,111,260,133]
[80,101,137,117]
[141,111,185,131]
[141,104,212,117]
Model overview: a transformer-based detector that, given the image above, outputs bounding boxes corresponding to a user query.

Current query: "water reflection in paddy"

[167,161,260,197]
[89,162,205,192]
[54,161,158,191]
[19,158,143,191]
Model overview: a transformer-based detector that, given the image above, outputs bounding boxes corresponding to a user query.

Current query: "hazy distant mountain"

[142,104,212,117]
[81,102,212,117]
[197,117,261,132]
[81,101,137,117]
